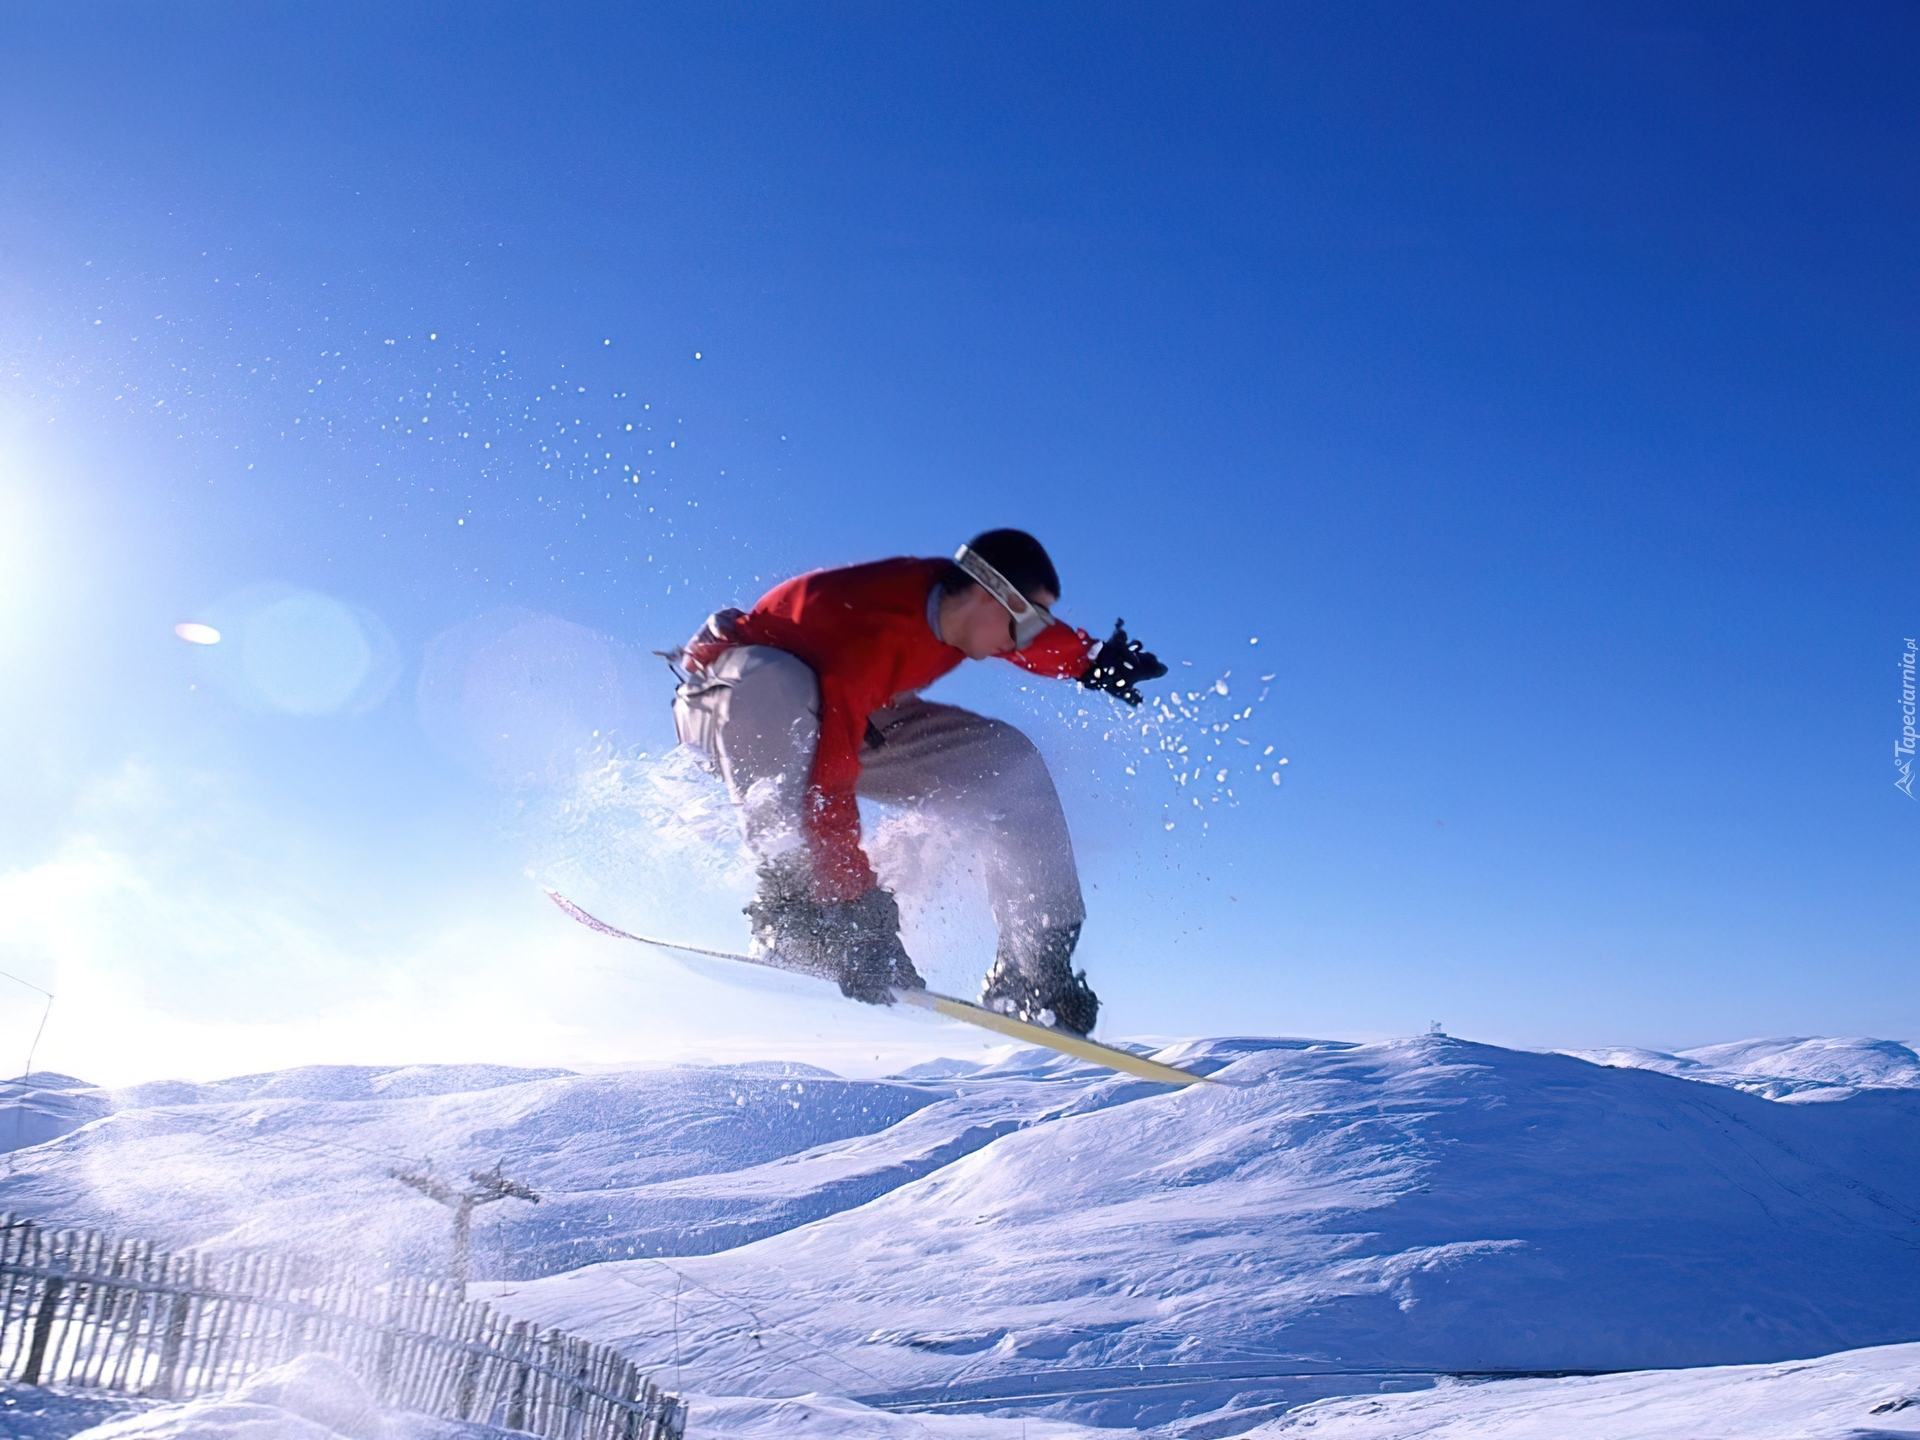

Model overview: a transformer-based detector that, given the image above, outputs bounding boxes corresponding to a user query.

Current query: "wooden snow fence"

[0,1216,684,1440]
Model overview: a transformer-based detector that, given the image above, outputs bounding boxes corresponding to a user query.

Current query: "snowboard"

[546,890,1213,1087]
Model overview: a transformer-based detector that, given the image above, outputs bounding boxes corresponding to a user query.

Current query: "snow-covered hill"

[14,1345,1920,1440]
[3,1034,1917,1433]
[471,1036,1920,1427]
[0,1073,116,1152]
[693,1342,1920,1438]
[1240,1340,1920,1438]
[0,1051,1142,1276]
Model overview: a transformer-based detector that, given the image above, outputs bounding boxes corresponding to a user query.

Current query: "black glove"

[1078,618,1168,707]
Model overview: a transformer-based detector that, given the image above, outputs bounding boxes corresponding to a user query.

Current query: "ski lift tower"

[391,1162,541,1287]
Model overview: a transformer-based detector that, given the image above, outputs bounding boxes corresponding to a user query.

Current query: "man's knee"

[966,716,1046,781]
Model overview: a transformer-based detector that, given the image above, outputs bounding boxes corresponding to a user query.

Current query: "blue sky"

[1,3,1914,1085]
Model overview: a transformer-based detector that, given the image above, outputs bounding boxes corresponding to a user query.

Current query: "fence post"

[565,1338,588,1440]
[505,1321,531,1433]
[453,1346,483,1421]
[20,1277,64,1386]
[372,1286,399,1406]
[616,1366,642,1440]
[150,1291,191,1399]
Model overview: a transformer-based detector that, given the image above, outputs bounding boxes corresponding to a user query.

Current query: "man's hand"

[1078,619,1168,707]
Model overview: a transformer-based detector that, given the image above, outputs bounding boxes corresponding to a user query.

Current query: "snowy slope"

[4,1037,1918,1431]
[0,1051,1136,1276]
[47,1355,541,1440]
[0,1074,116,1154]
[690,1341,1920,1437]
[1242,1340,1920,1438]
[11,1346,1920,1440]
[473,1036,1920,1428]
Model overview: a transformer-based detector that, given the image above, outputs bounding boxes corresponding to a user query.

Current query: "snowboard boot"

[744,856,923,1002]
[979,922,1098,1036]
[817,886,924,1003]
[744,853,833,974]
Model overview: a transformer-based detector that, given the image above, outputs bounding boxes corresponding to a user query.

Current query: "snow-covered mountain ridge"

[0,1048,1164,1275]
[1560,1035,1920,1100]
[2,1034,1917,1432]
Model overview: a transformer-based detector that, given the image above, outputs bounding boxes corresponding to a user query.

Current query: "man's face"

[940,583,1058,660]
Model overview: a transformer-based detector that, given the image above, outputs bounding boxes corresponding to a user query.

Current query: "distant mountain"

[1561,1035,1920,1099]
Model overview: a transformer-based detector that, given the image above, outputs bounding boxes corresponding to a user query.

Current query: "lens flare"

[189,586,401,715]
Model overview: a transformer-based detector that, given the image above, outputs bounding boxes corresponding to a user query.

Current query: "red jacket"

[687,557,1096,900]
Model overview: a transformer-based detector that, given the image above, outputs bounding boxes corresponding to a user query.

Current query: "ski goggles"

[954,544,1054,650]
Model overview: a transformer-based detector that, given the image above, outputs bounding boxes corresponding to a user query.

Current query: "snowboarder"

[671,529,1167,1036]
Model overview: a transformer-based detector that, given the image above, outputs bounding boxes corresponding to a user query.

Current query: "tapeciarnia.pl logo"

[1899,638,1917,799]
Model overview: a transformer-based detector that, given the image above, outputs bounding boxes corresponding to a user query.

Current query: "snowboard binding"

[979,938,1099,1037]
[745,857,923,1004]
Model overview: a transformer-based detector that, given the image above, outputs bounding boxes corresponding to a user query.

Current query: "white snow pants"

[673,645,1086,971]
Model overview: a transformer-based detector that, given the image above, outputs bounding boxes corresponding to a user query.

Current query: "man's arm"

[800,675,880,902]
[1006,620,1097,679]
[1008,619,1169,706]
